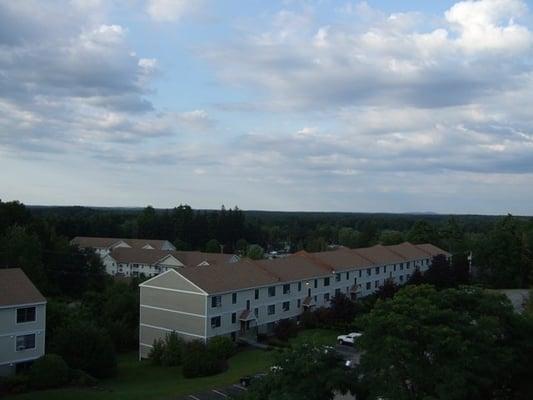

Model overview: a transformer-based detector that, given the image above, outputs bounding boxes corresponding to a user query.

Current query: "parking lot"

[175,345,359,400]
[175,383,248,399]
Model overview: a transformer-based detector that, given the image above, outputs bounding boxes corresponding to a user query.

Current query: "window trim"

[16,307,36,324]
[15,334,36,352]
[211,316,221,328]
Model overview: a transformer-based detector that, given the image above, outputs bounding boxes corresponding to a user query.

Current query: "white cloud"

[146,0,200,22]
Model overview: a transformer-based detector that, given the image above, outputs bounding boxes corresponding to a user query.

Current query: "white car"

[337,332,362,345]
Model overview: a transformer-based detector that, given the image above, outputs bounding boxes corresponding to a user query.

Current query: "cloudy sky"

[1,0,533,214]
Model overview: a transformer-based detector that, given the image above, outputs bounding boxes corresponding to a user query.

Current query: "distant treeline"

[2,200,533,288]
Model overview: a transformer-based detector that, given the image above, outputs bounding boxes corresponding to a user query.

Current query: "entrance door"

[307,288,311,297]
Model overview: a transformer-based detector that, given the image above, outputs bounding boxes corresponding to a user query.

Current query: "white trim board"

[140,284,206,296]
[140,323,205,339]
[140,304,205,318]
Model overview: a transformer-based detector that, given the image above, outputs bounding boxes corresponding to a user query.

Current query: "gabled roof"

[178,260,279,293]
[354,244,406,265]
[108,248,238,267]
[0,268,46,307]
[71,236,173,250]
[305,248,374,271]
[387,242,434,260]
[254,255,333,282]
[416,243,451,257]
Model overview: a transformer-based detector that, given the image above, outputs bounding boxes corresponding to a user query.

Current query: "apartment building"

[102,248,240,277]
[0,269,46,376]
[72,236,239,277]
[138,242,449,358]
[71,236,176,257]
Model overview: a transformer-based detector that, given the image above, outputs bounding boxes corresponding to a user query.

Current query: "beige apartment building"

[0,269,47,376]
[139,242,449,359]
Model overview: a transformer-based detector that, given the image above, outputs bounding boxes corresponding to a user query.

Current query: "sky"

[1,0,533,215]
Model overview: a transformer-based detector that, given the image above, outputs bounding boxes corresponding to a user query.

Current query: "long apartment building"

[71,236,239,277]
[138,242,449,358]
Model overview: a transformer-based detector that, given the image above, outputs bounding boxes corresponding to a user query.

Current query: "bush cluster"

[0,354,99,395]
[149,333,235,378]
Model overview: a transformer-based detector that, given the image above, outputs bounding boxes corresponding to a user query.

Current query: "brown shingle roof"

[255,255,333,282]
[387,242,434,260]
[109,248,237,266]
[416,243,451,257]
[71,236,172,250]
[354,244,406,265]
[0,268,46,307]
[306,248,374,271]
[178,260,279,293]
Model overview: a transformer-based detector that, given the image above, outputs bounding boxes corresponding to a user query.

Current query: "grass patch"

[10,349,273,400]
[289,328,341,347]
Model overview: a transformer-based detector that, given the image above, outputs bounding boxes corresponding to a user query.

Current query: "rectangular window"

[232,293,237,304]
[16,334,35,351]
[231,312,236,324]
[394,264,397,271]
[211,296,221,308]
[324,293,330,302]
[255,289,259,300]
[268,304,275,315]
[406,262,410,269]
[17,307,36,324]
[324,277,330,287]
[335,273,341,282]
[283,284,291,294]
[345,272,349,280]
[268,286,276,297]
[297,299,301,308]
[383,266,387,274]
[298,282,302,291]
[367,268,371,276]
[254,307,259,318]
[400,263,404,270]
[358,270,362,278]
[211,316,221,328]
[335,288,341,296]
[399,275,404,282]
[282,301,290,311]
[366,282,371,290]
[314,279,318,288]
[375,280,379,288]
[375,267,380,274]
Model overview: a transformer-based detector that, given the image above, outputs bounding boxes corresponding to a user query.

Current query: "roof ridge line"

[294,251,336,273]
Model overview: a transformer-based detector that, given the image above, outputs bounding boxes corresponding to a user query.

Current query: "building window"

[324,293,330,302]
[16,334,35,351]
[335,273,341,282]
[211,296,221,308]
[335,288,341,296]
[314,279,318,288]
[375,267,380,274]
[399,275,404,282]
[298,282,302,291]
[383,266,387,274]
[231,312,236,324]
[324,277,330,286]
[255,289,259,300]
[366,268,371,276]
[375,280,379,288]
[394,264,397,271]
[283,284,291,294]
[232,293,237,304]
[268,286,276,297]
[358,270,362,278]
[366,282,371,290]
[406,262,410,269]
[400,263,404,270]
[282,301,290,311]
[268,304,275,315]
[254,308,259,318]
[17,307,36,323]
[297,299,301,308]
[345,272,349,280]
[211,316,221,328]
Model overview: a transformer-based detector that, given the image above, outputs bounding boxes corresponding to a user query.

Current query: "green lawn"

[11,349,273,400]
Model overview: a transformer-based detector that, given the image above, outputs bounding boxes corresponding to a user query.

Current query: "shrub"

[207,336,236,360]
[182,340,226,378]
[273,319,298,341]
[68,369,98,387]
[300,310,318,329]
[53,321,117,378]
[149,338,165,365]
[161,332,184,366]
[29,354,70,389]
[0,374,29,394]
[256,333,268,342]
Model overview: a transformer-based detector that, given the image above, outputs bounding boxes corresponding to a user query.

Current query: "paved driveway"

[175,383,248,400]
